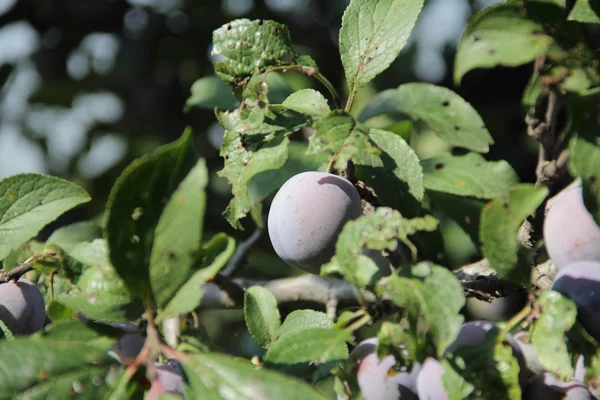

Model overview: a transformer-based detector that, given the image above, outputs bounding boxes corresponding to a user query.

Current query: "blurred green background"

[1,0,547,357]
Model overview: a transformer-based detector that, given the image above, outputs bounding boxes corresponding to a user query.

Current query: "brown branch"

[0,263,34,284]
[197,259,535,313]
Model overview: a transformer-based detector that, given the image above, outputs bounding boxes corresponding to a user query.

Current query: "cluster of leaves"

[0,0,598,399]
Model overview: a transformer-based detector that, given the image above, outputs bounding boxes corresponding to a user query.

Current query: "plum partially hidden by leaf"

[0,279,47,335]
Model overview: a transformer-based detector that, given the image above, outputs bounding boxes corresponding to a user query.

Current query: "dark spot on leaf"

[502,202,510,211]
[442,100,450,107]
[454,125,460,130]
[435,163,444,170]
[472,36,480,42]
[226,24,232,31]
[168,251,176,260]
[589,176,597,184]
[489,49,495,55]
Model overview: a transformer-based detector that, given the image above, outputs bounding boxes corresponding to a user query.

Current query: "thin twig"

[0,263,34,284]
[221,221,266,277]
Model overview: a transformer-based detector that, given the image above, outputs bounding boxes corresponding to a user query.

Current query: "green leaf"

[428,192,485,247]
[358,83,494,153]
[46,221,102,252]
[212,19,317,85]
[216,104,309,138]
[454,4,553,84]
[0,337,112,400]
[217,106,310,229]
[441,359,474,400]
[264,310,349,364]
[480,184,548,278]
[339,0,424,94]
[244,286,281,348]
[444,329,522,400]
[0,174,90,261]
[280,89,330,117]
[247,141,329,215]
[354,128,424,214]
[186,75,239,111]
[568,0,600,23]
[159,233,235,319]
[323,208,438,287]
[308,111,379,172]
[359,83,493,153]
[264,328,351,364]
[570,136,600,225]
[422,153,519,199]
[180,352,329,400]
[531,291,577,379]
[0,320,14,340]
[150,159,208,309]
[45,301,75,323]
[57,245,142,322]
[377,262,465,357]
[278,310,336,337]
[104,129,197,299]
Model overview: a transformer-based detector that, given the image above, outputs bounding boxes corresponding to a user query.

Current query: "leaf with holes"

[308,111,379,172]
[339,0,424,96]
[359,83,493,153]
[454,4,553,84]
[423,153,519,199]
[212,19,317,85]
[218,106,311,229]
[149,159,208,309]
[104,129,198,299]
[322,208,438,287]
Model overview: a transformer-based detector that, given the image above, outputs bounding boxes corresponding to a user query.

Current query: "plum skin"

[268,171,362,273]
[552,260,600,342]
[146,362,184,399]
[0,279,46,335]
[543,187,600,270]
[524,372,592,400]
[350,338,419,399]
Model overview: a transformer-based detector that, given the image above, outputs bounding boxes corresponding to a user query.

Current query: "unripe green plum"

[543,187,600,270]
[552,261,600,342]
[0,279,46,335]
[524,372,592,400]
[268,171,362,273]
